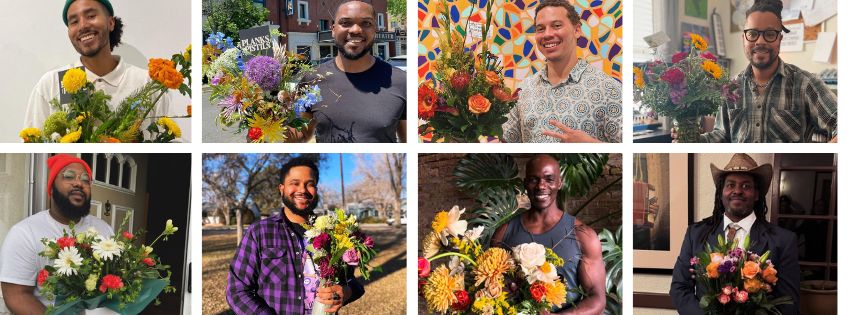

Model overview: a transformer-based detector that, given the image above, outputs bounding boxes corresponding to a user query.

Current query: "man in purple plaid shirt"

[226,157,364,314]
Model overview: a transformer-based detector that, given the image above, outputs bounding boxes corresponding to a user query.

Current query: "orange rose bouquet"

[418,0,518,142]
[692,234,792,314]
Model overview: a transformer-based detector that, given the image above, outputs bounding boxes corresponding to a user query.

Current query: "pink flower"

[717,293,731,305]
[418,257,431,278]
[342,248,360,266]
[672,52,688,63]
[722,285,734,295]
[661,67,685,85]
[689,256,698,265]
[318,257,336,278]
[99,274,124,293]
[312,233,331,250]
[142,257,155,266]
[363,235,374,248]
[122,231,134,240]
[734,289,749,303]
[700,51,717,62]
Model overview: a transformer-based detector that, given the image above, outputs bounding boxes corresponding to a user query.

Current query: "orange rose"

[762,265,778,284]
[467,94,491,115]
[744,278,763,293]
[484,71,501,86]
[741,261,761,279]
[710,252,724,263]
[706,261,720,278]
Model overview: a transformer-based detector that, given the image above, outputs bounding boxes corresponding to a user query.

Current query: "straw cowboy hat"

[710,153,773,196]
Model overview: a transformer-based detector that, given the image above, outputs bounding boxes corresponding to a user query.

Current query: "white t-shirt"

[23,56,172,131]
[0,210,114,305]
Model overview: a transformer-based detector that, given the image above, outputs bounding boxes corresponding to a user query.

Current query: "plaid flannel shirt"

[702,60,837,143]
[226,213,363,315]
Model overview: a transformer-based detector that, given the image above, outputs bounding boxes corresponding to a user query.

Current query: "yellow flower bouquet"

[419,206,568,314]
[20,46,192,143]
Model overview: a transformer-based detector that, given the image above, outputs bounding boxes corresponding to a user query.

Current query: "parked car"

[387,55,407,72]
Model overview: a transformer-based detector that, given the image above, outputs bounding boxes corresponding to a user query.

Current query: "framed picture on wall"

[633,153,691,269]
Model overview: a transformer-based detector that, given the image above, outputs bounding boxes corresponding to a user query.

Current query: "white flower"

[314,216,332,231]
[438,206,468,245]
[53,247,83,276]
[41,242,56,258]
[531,262,559,284]
[143,245,153,255]
[305,229,320,239]
[50,132,61,141]
[312,249,327,259]
[448,256,465,276]
[513,243,547,271]
[165,219,179,234]
[92,236,123,261]
[465,226,484,242]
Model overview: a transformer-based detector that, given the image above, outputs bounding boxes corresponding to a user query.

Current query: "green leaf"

[453,153,522,196]
[468,187,524,245]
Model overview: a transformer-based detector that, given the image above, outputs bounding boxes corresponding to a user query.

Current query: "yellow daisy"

[157,117,182,138]
[422,265,464,313]
[690,33,708,51]
[247,115,284,143]
[701,60,723,79]
[19,128,42,143]
[59,128,82,143]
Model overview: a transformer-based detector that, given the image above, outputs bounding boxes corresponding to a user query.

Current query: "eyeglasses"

[61,170,91,185]
[743,29,782,42]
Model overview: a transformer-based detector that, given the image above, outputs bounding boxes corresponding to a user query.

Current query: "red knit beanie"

[47,154,93,196]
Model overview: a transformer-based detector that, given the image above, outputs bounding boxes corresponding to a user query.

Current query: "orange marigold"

[148,58,184,89]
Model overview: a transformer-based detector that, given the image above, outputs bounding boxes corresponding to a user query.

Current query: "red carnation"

[142,257,155,266]
[37,269,49,287]
[661,67,685,85]
[122,231,134,240]
[700,51,717,62]
[56,236,76,249]
[672,51,688,63]
[99,274,124,293]
[451,290,471,311]
[248,127,263,141]
[530,282,547,302]
[313,233,331,250]
[450,72,471,91]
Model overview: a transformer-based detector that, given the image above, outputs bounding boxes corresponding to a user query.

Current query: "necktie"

[726,223,741,243]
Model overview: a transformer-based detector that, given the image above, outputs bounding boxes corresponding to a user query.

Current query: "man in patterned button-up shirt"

[700,0,836,143]
[502,0,622,143]
[226,157,363,314]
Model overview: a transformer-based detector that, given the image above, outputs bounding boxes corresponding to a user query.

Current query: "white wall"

[692,153,774,221]
[0,1,191,142]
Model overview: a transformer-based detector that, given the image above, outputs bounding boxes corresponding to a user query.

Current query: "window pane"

[96,154,107,182]
[800,266,829,282]
[779,171,832,215]
[81,154,93,169]
[109,158,120,186]
[121,162,132,189]
[778,218,828,262]
[780,153,834,167]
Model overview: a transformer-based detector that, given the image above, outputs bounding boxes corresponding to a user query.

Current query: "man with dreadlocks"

[670,153,799,314]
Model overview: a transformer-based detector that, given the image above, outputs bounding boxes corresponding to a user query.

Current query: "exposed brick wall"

[417,153,623,248]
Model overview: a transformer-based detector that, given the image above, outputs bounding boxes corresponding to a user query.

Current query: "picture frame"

[633,153,690,269]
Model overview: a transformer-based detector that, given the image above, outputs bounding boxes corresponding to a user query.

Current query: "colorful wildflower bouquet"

[20,47,191,143]
[37,215,180,314]
[303,209,380,314]
[205,32,323,143]
[633,33,740,142]
[418,0,519,143]
[419,206,568,314]
[691,234,793,314]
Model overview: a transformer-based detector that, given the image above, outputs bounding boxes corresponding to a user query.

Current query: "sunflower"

[473,247,515,297]
[701,60,723,79]
[544,281,567,307]
[157,117,182,138]
[633,66,645,89]
[423,265,464,313]
[690,33,708,51]
[247,115,284,142]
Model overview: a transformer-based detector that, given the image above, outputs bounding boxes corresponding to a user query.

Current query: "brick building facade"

[417,153,623,248]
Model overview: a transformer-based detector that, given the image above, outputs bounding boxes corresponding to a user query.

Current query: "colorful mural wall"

[417,0,623,90]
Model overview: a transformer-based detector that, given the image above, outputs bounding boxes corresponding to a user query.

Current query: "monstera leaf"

[453,153,522,195]
[552,153,609,206]
[599,226,623,315]
[468,187,525,246]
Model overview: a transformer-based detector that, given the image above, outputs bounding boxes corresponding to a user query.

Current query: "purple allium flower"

[244,56,282,91]
[342,248,360,266]
[312,233,331,250]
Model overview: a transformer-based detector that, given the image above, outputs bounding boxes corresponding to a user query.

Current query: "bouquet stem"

[674,116,701,143]
[312,279,333,315]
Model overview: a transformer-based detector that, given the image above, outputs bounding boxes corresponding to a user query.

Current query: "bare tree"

[385,153,405,229]
[352,154,406,228]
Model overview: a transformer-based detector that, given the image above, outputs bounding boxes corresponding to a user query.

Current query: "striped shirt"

[226,213,363,314]
[701,60,837,143]
[503,59,622,143]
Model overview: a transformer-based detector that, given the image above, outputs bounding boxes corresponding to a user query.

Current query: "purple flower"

[318,257,336,278]
[218,95,241,117]
[312,233,331,250]
[729,248,744,259]
[722,80,741,103]
[672,51,688,63]
[718,260,737,274]
[669,82,687,105]
[363,236,374,249]
[211,73,224,86]
[342,248,360,266]
[244,56,281,90]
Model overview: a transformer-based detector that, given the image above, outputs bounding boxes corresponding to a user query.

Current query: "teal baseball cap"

[63,0,114,26]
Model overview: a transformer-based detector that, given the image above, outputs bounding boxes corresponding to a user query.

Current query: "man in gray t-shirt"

[293,1,406,143]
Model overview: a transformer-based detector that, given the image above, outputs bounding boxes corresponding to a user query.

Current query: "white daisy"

[92,236,123,261]
[53,247,83,276]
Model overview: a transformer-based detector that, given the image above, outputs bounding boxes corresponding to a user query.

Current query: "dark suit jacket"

[670,219,800,314]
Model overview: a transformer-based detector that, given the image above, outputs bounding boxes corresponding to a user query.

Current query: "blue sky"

[317,153,360,192]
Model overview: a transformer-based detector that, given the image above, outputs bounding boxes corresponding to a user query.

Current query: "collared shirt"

[503,59,622,143]
[24,56,171,130]
[702,60,836,143]
[723,212,757,249]
[226,214,363,315]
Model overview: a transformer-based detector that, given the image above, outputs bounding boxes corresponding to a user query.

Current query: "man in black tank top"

[491,154,607,314]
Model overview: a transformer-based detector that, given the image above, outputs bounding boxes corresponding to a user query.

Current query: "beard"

[748,45,778,70]
[52,186,91,221]
[282,191,319,217]
[335,37,373,60]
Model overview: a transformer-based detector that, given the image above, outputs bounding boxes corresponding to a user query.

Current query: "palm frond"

[453,153,522,196]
